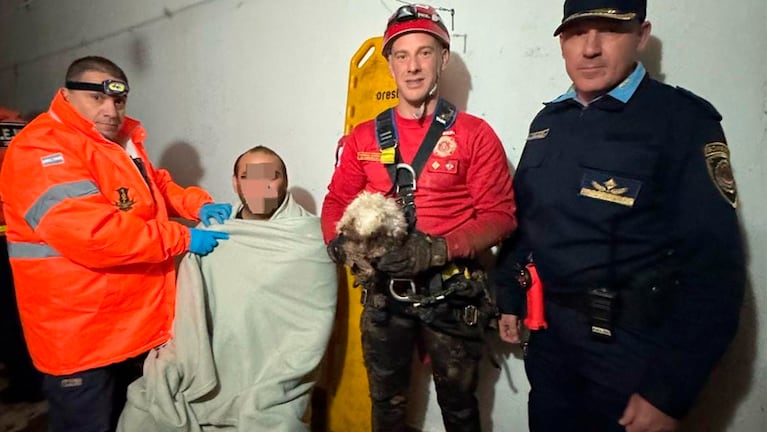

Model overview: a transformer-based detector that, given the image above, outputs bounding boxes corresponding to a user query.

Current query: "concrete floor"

[0,364,48,432]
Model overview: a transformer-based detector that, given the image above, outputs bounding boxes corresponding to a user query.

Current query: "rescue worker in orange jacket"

[0,56,230,432]
[0,106,44,404]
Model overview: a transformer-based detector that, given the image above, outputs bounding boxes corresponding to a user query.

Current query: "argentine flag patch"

[41,153,65,167]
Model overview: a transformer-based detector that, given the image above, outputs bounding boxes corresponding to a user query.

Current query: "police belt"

[545,278,673,332]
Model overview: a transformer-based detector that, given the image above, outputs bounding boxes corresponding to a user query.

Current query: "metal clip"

[463,305,479,326]
[360,288,369,306]
[394,163,417,192]
[389,278,418,302]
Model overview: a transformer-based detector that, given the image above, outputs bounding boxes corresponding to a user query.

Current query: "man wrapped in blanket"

[118,146,338,431]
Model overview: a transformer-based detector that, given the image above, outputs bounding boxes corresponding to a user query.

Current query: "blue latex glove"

[189,228,229,256]
[199,203,232,226]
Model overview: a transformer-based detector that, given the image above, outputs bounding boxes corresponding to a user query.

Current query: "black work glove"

[376,230,448,278]
[326,235,348,264]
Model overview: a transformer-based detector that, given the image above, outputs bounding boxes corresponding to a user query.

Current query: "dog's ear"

[337,216,352,235]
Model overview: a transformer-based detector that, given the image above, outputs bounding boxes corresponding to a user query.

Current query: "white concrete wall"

[1,0,765,430]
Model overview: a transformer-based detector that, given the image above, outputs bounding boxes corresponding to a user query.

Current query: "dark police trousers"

[361,303,483,432]
[43,354,144,432]
[525,300,667,432]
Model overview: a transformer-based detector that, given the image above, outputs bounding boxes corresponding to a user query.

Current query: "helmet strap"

[413,71,440,120]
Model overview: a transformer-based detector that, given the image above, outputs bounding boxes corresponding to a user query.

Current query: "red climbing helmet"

[382,4,450,57]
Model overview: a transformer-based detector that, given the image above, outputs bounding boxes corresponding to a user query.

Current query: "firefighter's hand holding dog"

[376,230,448,277]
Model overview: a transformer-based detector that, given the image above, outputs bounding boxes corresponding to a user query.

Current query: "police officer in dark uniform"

[494,1,746,431]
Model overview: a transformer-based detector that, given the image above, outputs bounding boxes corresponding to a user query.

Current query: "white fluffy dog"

[335,191,408,283]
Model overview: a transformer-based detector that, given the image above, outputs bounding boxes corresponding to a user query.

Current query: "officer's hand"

[326,235,348,264]
[198,203,233,226]
[498,313,521,344]
[189,228,229,256]
[376,230,448,278]
[619,393,679,432]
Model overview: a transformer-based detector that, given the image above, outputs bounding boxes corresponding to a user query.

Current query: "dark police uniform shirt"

[495,64,746,417]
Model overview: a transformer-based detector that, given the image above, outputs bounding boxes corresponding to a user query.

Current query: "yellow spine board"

[324,36,398,432]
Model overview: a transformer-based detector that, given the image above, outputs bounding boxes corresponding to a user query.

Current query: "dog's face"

[343,218,403,243]
[336,191,408,243]
[335,192,408,279]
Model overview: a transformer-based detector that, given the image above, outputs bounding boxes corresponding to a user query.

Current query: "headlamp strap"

[65,79,129,96]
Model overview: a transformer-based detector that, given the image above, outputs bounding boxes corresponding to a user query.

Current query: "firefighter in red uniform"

[0,56,231,432]
[0,106,44,404]
[321,5,516,431]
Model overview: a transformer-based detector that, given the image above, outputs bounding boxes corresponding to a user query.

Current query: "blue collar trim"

[549,63,647,105]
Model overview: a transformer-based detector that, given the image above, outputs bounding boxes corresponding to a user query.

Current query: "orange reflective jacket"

[0,91,212,375]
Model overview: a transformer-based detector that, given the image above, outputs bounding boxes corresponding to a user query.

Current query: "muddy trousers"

[361,307,483,432]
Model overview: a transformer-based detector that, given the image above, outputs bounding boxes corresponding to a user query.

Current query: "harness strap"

[374,98,457,230]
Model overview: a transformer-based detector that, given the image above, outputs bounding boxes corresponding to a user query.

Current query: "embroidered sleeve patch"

[41,153,65,167]
[704,142,737,208]
[356,151,382,162]
[579,169,642,207]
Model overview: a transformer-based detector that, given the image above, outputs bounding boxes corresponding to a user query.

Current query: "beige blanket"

[118,195,337,431]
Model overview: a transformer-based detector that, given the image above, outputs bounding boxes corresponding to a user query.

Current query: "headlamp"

[65,79,129,97]
[388,4,444,27]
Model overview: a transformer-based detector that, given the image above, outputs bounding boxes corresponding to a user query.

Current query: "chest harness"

[373,99,481,320]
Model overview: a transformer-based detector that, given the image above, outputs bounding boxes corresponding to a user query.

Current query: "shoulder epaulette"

[675,86,722,120]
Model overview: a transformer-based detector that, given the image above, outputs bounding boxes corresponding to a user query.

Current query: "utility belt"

[546,270,678,341]
[361,260,497,339]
